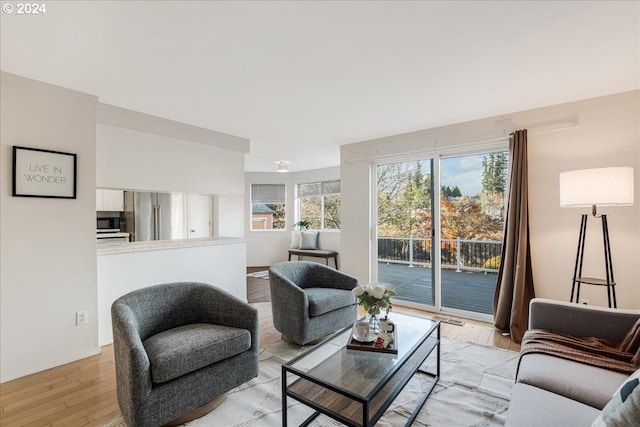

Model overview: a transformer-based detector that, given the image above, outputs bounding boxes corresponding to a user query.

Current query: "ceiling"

[1,1,638,172]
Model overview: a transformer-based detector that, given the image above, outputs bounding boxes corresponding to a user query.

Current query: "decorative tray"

[346,327,398,354]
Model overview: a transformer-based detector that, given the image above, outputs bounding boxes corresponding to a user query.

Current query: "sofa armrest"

[529,298,640,342]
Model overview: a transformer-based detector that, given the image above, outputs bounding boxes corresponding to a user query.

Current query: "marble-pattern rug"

[102,337,519,426]
[247,270,270,280]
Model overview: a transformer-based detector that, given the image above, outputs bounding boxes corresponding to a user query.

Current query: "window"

[297,180,341,230]
[251,184,285,230]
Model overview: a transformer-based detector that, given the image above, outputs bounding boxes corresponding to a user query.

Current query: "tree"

[377,161,432,239]
[299,197,321,229]
[482,152,508,195]
[268,203,286,229]
[441,185,462,198]
[440,196,503,241]
[323,195,341,229]
[377,156,505,243]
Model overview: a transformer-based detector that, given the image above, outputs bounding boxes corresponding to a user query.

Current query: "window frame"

[296,180,341,231]
[250,183,287,231]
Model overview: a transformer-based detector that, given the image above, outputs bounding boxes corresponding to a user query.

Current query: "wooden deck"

[378,262,497,315]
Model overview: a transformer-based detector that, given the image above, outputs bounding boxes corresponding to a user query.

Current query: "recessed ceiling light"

[276,161,290,173]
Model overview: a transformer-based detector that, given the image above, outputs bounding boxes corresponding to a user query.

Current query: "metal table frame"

[281,317,440,426]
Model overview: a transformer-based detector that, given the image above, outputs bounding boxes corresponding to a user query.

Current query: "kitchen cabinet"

[96,189,124,211]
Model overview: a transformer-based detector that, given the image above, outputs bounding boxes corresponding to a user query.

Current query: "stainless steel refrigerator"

[123,191,185,241]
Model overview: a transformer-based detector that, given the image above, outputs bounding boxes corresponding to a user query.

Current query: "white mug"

[355,320,370,340]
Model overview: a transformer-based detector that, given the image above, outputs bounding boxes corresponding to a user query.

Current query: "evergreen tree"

[482,152,508,195]
[441,185,462,198]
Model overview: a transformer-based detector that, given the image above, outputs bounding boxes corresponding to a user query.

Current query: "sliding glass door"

[375,148,507,318]
[439,152,506,315]
[376,159,435,307]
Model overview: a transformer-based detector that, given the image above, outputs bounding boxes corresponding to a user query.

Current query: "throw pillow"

[299,230,319,250]
[290,231,301,249]
[592,369,640,427]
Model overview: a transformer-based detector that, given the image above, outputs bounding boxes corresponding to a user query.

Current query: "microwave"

[97,216,120,231]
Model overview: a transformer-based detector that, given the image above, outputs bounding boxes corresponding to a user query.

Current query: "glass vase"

[368,313,380,334]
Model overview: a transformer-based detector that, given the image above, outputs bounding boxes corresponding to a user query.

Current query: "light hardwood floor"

[0,273,520,426]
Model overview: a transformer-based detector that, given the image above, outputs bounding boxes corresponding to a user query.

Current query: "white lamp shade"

[559,167,634,207]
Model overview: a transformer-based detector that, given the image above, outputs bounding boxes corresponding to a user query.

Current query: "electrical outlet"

[580,299,590,305]
[76,311,88,325]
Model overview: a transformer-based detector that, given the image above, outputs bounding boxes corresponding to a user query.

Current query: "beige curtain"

[493,129,535,343]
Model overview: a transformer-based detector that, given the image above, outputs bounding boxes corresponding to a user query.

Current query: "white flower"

[352,285,365,297]
[371,284,386,299]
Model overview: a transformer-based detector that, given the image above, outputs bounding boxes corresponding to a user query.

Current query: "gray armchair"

[111,282,259,427]
[269,261,358,345]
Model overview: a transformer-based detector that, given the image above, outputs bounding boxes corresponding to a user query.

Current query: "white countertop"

[97,236,246,255]
[97,232,130,239]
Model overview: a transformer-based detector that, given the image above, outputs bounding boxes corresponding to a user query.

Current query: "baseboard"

[0,346,102,383]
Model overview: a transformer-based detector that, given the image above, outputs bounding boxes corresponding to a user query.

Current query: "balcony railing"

[378,236,502,273]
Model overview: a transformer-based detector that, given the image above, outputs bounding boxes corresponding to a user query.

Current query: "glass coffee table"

[282,312,440,426]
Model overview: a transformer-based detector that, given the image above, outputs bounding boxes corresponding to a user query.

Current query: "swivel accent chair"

[111,282,259,426]
[269,261,358,345]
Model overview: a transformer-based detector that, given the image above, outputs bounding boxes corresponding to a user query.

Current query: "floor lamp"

[559,167,634,308]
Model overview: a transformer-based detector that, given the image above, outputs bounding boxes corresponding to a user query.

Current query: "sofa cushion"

[143,323,251,384]
[517,353,628,409]
[592,369,640,427]
[305,288,355,317]
[507,383,601,427]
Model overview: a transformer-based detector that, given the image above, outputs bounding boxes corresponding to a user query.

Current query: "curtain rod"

[529,122,579,135]
[344,119,579,163]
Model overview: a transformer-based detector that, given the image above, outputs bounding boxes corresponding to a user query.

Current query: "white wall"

[96,124,246,196]
[341,90,640,309]
[98,241,247,345]
[214,196,245,238]
[0,73,250,382]
[0,73,100,382]
[95,107,251,345]
[245,167,341,267]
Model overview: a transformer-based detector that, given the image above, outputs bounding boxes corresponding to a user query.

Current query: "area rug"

[101,337,518,426]
[247,270,270,280]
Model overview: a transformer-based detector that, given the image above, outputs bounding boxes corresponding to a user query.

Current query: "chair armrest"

[529,298,640,342]
[111,303,153,403]
[310,266,359,291]
[269,269,309,318]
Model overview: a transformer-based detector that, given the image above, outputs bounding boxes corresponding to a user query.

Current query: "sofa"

[506,298,640,426]
[269,261,358,345]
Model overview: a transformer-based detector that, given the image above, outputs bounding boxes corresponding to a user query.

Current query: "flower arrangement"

[351,283,396,317]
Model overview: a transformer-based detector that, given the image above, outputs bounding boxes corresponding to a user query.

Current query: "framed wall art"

[12,146,77,199]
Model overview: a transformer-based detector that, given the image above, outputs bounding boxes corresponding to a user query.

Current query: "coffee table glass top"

[286,312,438,398]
